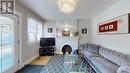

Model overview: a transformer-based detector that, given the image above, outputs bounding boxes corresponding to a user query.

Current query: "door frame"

[0,14,19,73]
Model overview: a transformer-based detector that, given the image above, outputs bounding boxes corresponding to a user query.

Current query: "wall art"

[98,13,130,34]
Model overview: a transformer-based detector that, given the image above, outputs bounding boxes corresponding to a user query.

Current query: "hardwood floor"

[30,56,51,65]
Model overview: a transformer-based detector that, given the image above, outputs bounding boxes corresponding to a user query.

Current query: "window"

[28,18,37,42]
[28,18,43,42]
[37,22,42,41]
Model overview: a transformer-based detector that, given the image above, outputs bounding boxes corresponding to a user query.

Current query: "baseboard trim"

[18,54,39,70]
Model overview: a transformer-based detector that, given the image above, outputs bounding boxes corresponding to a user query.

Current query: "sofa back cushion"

[84,44,88,50]
[79,44,88,51]
[87,44,100,54]
[80,44,84,50]
[99,47,130,66]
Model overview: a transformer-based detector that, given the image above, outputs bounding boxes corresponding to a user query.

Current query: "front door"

[0,15,19,73]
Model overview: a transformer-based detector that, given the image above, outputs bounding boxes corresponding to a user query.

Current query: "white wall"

[15,1,45,68]
[78,19,91,45]
[43,19,91,54]
[43,20,78,37]
[43,20,78,54]
[91,0,130,55]
[43,20,56,37]
[43,19,91,42]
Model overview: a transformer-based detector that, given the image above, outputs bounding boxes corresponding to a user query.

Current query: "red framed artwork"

[98,13,130,34]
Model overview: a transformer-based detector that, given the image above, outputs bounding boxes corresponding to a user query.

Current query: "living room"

[0,0,130,73]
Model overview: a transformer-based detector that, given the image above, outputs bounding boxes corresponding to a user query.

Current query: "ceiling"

[18,0,119,20]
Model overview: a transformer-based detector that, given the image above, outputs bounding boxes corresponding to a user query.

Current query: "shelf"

[56,36,79,38]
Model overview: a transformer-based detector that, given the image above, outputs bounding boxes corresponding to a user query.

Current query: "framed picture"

[62,31,70,36]
[98,13,130,34]
[48,28,53,33]
[82,28,87,34]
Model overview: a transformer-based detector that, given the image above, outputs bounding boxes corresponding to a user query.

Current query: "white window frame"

[27,17,43,43]
[37,22,43,41]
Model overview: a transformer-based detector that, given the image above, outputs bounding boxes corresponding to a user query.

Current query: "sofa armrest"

[117,66,130,73]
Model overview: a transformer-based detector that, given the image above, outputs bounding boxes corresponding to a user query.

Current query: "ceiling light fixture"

[57,0,79,14]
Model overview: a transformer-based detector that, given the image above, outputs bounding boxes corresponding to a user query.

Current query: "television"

[40,38,55,47]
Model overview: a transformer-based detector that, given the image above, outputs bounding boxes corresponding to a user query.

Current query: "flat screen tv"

[40,38,55,47]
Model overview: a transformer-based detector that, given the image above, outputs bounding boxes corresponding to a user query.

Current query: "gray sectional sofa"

[79,43,130,73]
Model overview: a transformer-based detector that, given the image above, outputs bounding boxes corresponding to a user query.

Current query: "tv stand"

[39,46,55,56]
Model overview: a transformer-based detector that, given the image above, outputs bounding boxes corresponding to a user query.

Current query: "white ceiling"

[18,0,119,20]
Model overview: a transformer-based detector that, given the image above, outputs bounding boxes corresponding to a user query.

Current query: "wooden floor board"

[30,56,51,65]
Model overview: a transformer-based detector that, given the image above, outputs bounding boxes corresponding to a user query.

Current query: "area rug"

[40,55,88,73]
[16,65,44,73]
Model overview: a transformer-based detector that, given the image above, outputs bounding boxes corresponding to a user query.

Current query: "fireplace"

[62,45,72,54]
[56,36,78,54]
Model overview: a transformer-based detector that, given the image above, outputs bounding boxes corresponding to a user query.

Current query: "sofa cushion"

[87,44,100,54]
[83,43,88,50]
[90,57,119,73]
[82,51,100,60]
[117,66,130,73]
[116,54,130,66]
[99,47,130,66]
[79,44,84,51]
[80,44,88,51]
